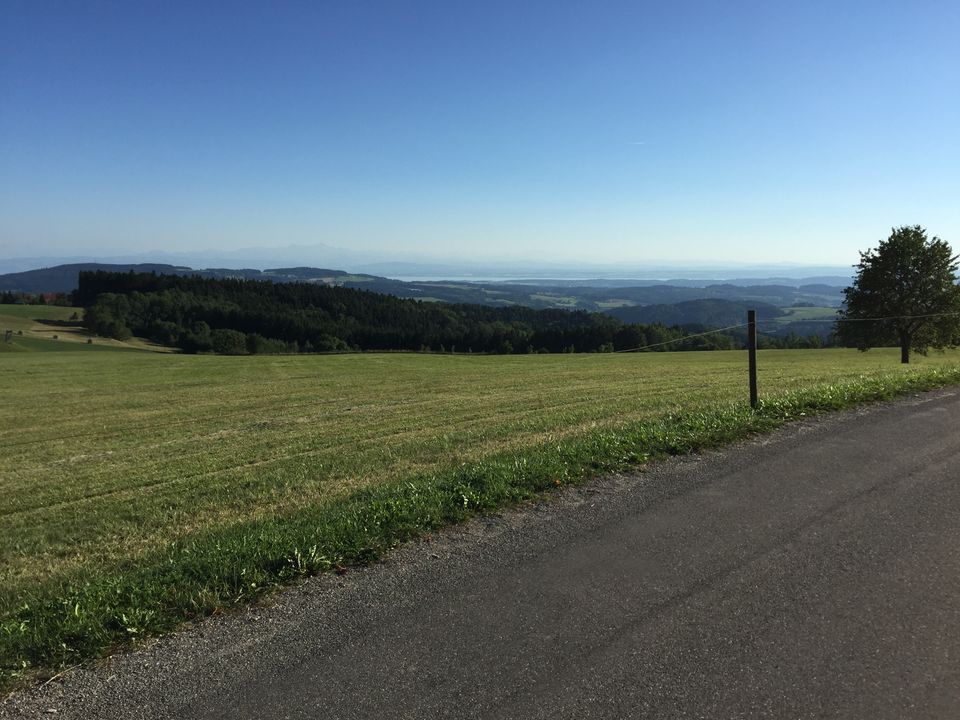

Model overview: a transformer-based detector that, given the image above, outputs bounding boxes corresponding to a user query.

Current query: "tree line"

[77,271,751,355]
[1,291,72,305]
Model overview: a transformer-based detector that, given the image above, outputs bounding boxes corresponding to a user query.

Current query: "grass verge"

[3,366,960,691]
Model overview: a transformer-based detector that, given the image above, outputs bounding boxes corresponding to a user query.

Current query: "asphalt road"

[5,388,960,719]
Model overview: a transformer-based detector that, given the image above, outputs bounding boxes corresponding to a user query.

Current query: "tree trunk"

[900,334,910,364]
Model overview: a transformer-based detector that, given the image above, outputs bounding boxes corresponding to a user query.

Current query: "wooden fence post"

[748,309,758,409]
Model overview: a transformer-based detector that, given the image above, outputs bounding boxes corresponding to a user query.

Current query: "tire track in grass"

[0,380,731,511]
[1,353,704,445]
[2,394,707,587]
[2,382,697,515]
[3,372,688,484]
[1,393,708,560]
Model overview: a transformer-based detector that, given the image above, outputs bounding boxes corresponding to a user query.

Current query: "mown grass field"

[2,346,960,685]
[770,306,840,323]
[0,305,167,352]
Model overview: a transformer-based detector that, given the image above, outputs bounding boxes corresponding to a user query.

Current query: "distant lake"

[385,276,667,283]
[387,276,534,283]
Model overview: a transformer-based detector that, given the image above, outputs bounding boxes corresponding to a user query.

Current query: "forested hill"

[78,271,738,355]
[609,299,782,328]
[0,263,374,294]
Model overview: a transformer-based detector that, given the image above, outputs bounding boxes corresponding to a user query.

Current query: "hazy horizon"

[0,242,856,281]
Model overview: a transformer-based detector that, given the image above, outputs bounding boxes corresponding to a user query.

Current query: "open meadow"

[0,304,168,353]
[766,305,841,324]
[3,344,960,684]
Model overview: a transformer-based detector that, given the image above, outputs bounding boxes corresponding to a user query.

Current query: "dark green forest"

[78,271,750,355]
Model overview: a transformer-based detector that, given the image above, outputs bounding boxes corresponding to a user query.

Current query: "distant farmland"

[2,347,960,684]
[0,304,168,352]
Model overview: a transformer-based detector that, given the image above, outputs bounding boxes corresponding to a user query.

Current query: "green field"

[0,304,78,323]
[771,306,841,323]
[0,304,166,353]
[3,347,960,684]
[530,292,579,307]
[3,347,959,586]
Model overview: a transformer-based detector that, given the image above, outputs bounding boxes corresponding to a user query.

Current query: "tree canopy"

[836,226,960,363]
[77,270,737,355]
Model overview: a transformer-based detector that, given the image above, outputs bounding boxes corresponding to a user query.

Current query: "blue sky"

[1,0,958,267]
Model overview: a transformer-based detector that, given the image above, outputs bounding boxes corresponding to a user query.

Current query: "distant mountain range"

[0,262,849,301]
[0,244,854,281]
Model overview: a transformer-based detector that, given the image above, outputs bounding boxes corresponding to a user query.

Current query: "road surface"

[4,388,960,718]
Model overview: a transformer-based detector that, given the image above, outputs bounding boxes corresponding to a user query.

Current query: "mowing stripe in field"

[2,357,960,688]
[1,348,959,589]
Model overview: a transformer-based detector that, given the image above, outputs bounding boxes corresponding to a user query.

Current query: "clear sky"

[1,0,958,267]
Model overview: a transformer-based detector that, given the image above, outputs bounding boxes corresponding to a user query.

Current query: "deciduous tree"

[836,226,960,363]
